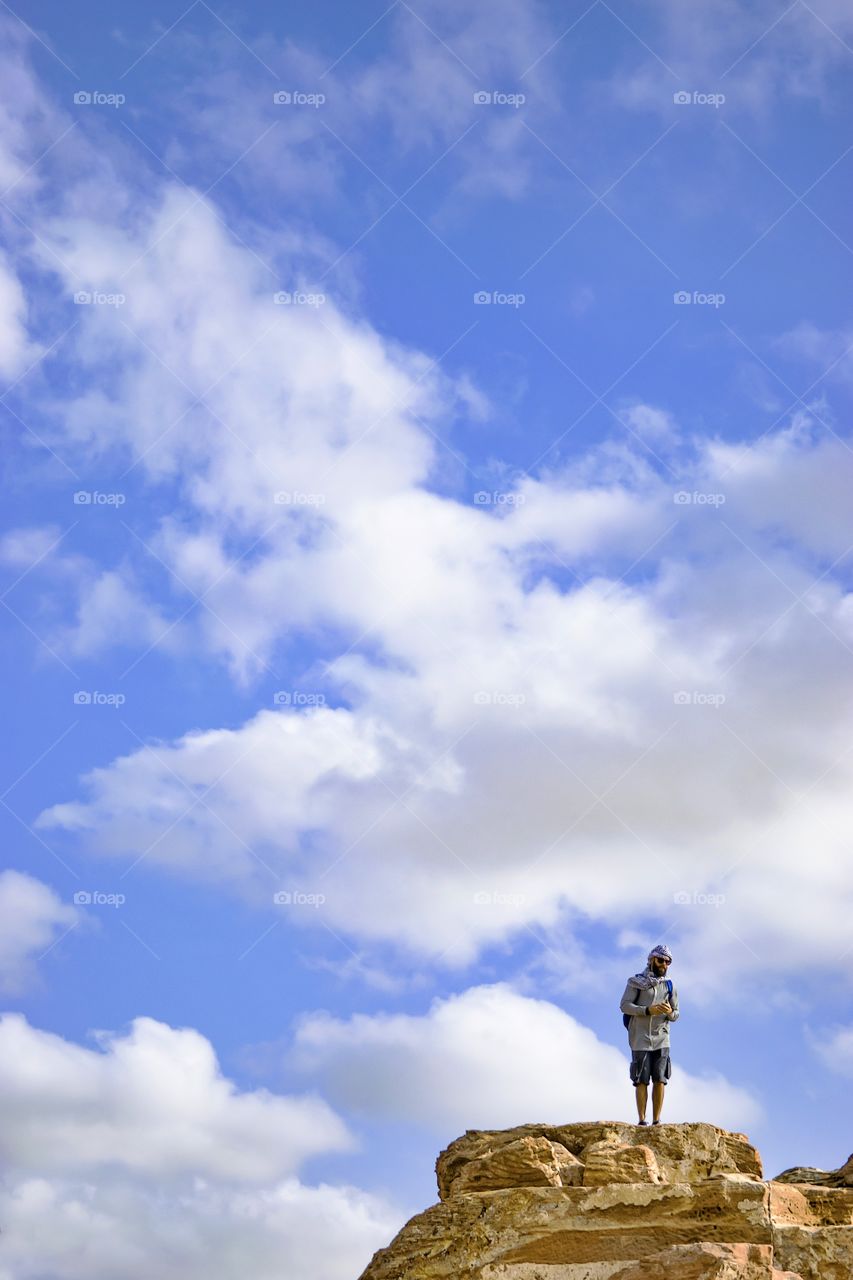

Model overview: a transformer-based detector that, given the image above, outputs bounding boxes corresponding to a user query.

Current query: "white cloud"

[0,1174,397,1280]
[0,528,178,660]
[59,566,184,659]
[610,0,853,115]
[32,400,853,992]
[0,871,78,994]
[0,525,64,569]
[0,1013,398,1280]
[289,982,762,1131]
[6,18,853,997]
[618,402,679,445]
[813,1023,853,1077]
[0,1011,353,1181]
[0,248,40,379]
[774,321,853,388]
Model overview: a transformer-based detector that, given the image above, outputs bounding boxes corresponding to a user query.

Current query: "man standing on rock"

[619,944,679,1126]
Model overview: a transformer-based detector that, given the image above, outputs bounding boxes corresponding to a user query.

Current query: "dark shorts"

[630,1048,672,1086]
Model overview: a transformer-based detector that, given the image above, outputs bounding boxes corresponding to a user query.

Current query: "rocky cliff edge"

[357,1121,853,1280]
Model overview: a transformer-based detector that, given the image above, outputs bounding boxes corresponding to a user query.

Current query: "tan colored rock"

[581,1138,666,1186]
[610,1241,802,1278]
[448,1135,583,1195]
[436,1122,761,1199]
[359,1123,853,1280]
[773,1150,853,1188]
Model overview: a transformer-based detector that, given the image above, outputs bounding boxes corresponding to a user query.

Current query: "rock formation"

[357,1122,853,1280]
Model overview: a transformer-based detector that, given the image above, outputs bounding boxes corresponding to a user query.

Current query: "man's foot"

[652,1119,662,1125]
[637,1119,648,1125]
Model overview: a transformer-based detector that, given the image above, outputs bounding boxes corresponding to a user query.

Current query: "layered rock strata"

[357,1122,853,1280]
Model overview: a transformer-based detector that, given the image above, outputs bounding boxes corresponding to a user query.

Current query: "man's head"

[648,944,673,976]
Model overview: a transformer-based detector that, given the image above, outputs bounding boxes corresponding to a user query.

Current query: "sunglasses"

[654,957,671,965]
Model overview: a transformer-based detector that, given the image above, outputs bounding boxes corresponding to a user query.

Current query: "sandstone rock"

[581,1138,666,1186]
[447,1135,583,1195]
[609,1241,802,1279]
[436,1122,762,1199]
[773,1150,853,1187]
[359,1123,853,1280]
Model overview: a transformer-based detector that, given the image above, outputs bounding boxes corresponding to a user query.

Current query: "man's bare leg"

[635,1083,648,1121]
[652,1081,665,1122]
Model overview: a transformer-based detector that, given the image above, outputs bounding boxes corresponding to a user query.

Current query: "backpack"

[623,978,672,1030]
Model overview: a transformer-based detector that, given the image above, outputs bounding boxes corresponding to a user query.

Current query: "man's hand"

[649,1002,671,1015]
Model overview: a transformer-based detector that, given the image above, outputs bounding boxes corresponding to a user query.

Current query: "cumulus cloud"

[0,1011,353,1181]
[5,15,853,999]
[288,983,762,1131]
[0,871,78,994]
[0,1014,398,1280]
[34,403,853,993]
[0,1175,397,1280]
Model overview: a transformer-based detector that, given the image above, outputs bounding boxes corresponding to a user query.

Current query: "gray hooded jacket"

[619,976,680,1051]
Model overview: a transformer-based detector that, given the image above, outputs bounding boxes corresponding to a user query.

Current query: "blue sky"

[1,1,853,1276]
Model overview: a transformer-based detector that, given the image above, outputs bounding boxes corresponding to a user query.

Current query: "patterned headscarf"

[629,944,673,991]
